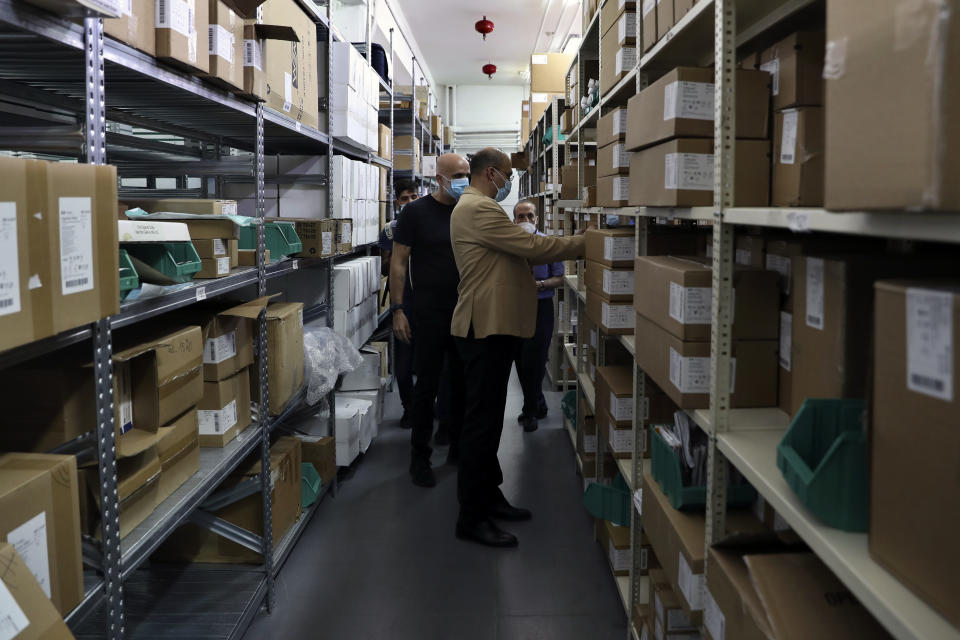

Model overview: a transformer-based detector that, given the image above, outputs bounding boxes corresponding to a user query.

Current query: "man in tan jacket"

[450,147,587,547]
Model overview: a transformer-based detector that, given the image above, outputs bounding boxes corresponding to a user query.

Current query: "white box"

[339,347,381,390]
[339,388,383,432]
[334,397,363,466]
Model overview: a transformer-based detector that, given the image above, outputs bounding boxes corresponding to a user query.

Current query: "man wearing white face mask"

[513,199,564,433]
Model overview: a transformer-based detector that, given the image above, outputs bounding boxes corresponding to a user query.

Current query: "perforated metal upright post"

[705,0,737,549]
[388,28,395,221]
[326,3,336,438]
[84,15,123,640]
[254,104,276,612]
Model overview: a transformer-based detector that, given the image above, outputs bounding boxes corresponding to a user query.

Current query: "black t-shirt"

[393,194,459,312]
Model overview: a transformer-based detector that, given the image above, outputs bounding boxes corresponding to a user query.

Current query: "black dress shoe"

[536,404,548,419]
[488,500,532,521]
[521,416,538,433]
[516,413,527,424]
[409,459,436,488]
[455,518,518,547]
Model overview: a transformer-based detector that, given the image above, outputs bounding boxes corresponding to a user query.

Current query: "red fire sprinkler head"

[475,16,494,40]
[482,63,497,79]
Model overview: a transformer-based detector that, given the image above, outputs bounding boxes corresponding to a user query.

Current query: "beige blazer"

[450,186,586,339]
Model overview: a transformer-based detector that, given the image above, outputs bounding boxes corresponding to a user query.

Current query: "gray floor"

[243,370,627,640]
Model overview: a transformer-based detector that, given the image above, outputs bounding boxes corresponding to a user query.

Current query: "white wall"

[453,85,525,129]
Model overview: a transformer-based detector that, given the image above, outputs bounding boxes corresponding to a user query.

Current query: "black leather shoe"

[455,518,518,547]
[521,416,539,433]
[489,500,532,522]
[409,459,436,487]
[516,413,527,424]
[536,404,548,419]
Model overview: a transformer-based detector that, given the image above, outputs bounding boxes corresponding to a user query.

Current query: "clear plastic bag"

[303,327,364,405]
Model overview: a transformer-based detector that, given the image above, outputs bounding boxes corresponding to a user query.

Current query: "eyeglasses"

[495,168,514,182]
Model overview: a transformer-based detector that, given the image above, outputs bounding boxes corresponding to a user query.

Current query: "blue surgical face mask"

[444,176,469,201]
[493,169,512,202]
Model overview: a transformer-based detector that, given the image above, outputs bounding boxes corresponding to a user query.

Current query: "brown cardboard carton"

[238,248,269,265]
[586,289,635,335]
[625,68,770,151]
[598,140,631,177]
[529,92,565,129]
[600,0,635,37]
[105,0,156,55]
[298,435,336,488]
[530,52,575,93]
[335,218,353,253]
[0,157,37,351]
[605,519,632,576]
[824,2,960,210]
[732,234,765,270]
[124,197,238,215]
[759,31,825,110]
[198,366,252,447]
[155,437,301,563]
[641,0,656,52]
[262,0,319,128]
[177,296,270,381]
[764,239,803,413]
[378,124,391,159]
[156,0,209,74]
[192,238,238,267]
[772,106,824,207]
[278,217,336,258]
[521,100,531,141]
[0,453,83,615]
[196,256,233,278]
[586,228,636,268]
[600,26,637,95]
[430,115,442,138]
[628,138,771,207]
[634,313,778,409]
[585,260,634,302]
[156,408,200,498]
[633,255,779,340]
[597,175,631,207]
[598,107,629,147]
[560,164,597,200]
[673,0,694,19]
[656,0,673,41]
[596,366,634,427]
[870,280,960,629]
[206,0,244,90]
[0,542,73,640]
[704,547,774,640]
[653,581,698,634]
[256,302,304,415]
[111,447,162,537]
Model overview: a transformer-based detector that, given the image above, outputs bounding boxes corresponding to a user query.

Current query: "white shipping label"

[610,392,633,422]
[283,71,293,112]
[531,92,549,103]
[765,254,792,295]
[613,176,630,201]
[59,197,94,295]
[602,302,635,329]
[531,54,549,65]
[615,48,637,75]
[0,579,29,640]
[677,552,705,610]
[156,0,190,36]
[7,512,50,598]
[590,328,598,350]
[0,203,21,316]
[204,331,237,364]
[805,257,825,329]
[704,590,725,640]
[642,0,654,16]
[603,236,634,262]
[760,57,780,95]
[779,312,792,371]
[198,399,238,435]
[188,29,197,64]
[665,153,714,191]
[612,109,628,135]
[116,360,133,435]
[780,109,799,164]
[583,434,597,453]
[221,202,237,216]
[663,81,714,121]
[341,222,352,241]
[609,423,633,452]
[906,288,954,401]
[617,12,637,44]
[243,39,263,71]
[669,348,712,394]
[321,231,333,255]
[216,256,231,275]
[735,248,752,266]
[209,24,234,63]
[669,283,712,325]
[609,541,631,571]
[611,143,631,169]
[213,238,227,255]
[120,0,132,15]
[602,269,634,295]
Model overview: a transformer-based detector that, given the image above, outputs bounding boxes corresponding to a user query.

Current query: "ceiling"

[395,0,573,86]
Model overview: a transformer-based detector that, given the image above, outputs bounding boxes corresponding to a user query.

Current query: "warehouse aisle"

[244,371,627,639]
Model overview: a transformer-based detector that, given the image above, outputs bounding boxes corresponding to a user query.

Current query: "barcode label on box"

[669,283,712,324]
[59,197,94,296]
[216,256,231,275]
[204,331,237,364]
[531,92,548,103]
[665,153,714,191]
[612,109,628,135]
[590,328,598,349]
[613,176,630,201]
[209,24,234,63]
[615,47,637,75]
[760,57,780,95]
[243,39,263,71]
[611,143,631,169]
[0,203,21,317]
[602,302,635,329]
[156,0,190,36]
[0,577,29,640]
[603,236,633,261]
[610,392,633,422]
[906,287,954,401]
[7,512,51,599]
[735,248,752,266]
[602,269,633,295]
[609,422,633,452]
[198,399,238,435]
[283,71,293,112]
[531,54,548,65]
[583,433,597,453]
[664,81,714,121]
[765,253,792,295]
[780,109,798,164]
[670,348,710,393]
[704,590,725,640]
[617,12,637,44]
[609,540,630,571]
[805,257,825,329]
[212,238,227,255]
[677,553,705,611]
[322,231,333,254]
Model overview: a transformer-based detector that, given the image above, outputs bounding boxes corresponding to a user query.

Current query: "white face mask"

[519,222,536,234]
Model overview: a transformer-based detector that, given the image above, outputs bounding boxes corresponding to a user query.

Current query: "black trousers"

[455,331,520,522]
[394,333,414,411]
[515,297,555,417]
[411,305,465,462]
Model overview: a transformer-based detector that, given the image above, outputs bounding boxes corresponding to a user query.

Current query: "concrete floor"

[243,370,627,640]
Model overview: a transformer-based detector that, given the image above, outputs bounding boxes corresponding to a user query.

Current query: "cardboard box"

[641,0,657,52]
[155,437,301,564]
[262,0,319,128]
[561,164,597,200]
[628,138,771,207]
[156,408,200,502]
[586,290,635,335]
[759,31,825,111]
[600,26,637,95]
[764,239,803,414]
[430,115,442,138]
[598,140,631,177]
[598,107,628,147]
[597,175,631,207]
[0,542,73,639]
[105,0,155,55]
[206,0,243,90]
[521,100,531,141]
[335,218,353,253]
[596,365,634,428]
[0,157,39,352]
[238,248,270,265]
[299,435,336,488]
[109,447,162,537]
[869,280,960,629]
[530,52,575,93]
[656,0,673,41]
[276,217,336,258]
[733,234,765,270]
[585,260,634,302]
[625,67,770,151]
[196,255,233,278]
[584,227,705,267]
[673,0,694,19]
[240,22,299,101]
[0,454,83,616]
[193,238,239,267]
[633,255,779,340]
[704,547,773,640]
[634,312,778,409]
[772,106,824,207]
[604,519,632,576]
[258,302,305,415]
[124,197,238,215]
[179,296,270,382]
[824,2,960,210]
[378,124,391,159]
[198,366,252,447]
[529,91,565,129]
[653,581,698,635]
[601,0,635,37]
[156,0,209,74]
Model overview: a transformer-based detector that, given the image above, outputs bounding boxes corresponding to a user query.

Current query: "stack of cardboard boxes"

[331,155,380,246]
[333,256,381,349]
[528,52,573,133]
[331,41,381,150]
[596,108,629,206]
[560,148,597,202]
[599,0,637,96]
[584,228,637,336]
[393,134,422,174]
[640,0,695,53]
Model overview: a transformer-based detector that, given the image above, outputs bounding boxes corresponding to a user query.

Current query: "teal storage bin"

[650,427,755,510]
[776,398,868,532]
[239,222,303,260]
[124,242,202,284]
[301,462,323,508]
[583,472,631,527]
[561,389,577,423]
[118,249,139,298]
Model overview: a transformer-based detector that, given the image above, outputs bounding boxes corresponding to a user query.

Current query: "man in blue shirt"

[513,199,564,432]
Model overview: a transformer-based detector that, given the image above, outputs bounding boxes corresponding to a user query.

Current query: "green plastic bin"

[125,242,202,284]
[561,389,577,423]
[650,426,755,510]
[776,398,868,532]
[118,249,139,298]
[301,462,323,508]
[583,472,631,527]
[239,222,303,261]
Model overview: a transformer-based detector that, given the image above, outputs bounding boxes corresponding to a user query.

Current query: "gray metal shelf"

[272,478,335,577]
